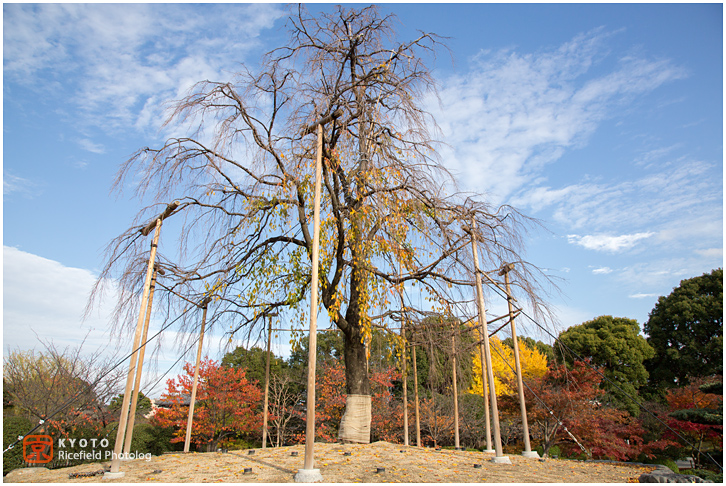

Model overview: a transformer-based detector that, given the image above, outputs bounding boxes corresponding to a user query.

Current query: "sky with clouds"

[3,3,722,397]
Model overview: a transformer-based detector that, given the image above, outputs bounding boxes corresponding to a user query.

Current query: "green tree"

[288,331,345,371]
[644,269,723,391]
[109,392,153,415]
[556,315,654,415]
[222,346,287,386]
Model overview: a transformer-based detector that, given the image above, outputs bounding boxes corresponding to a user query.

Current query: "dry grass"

[4,441,654,483]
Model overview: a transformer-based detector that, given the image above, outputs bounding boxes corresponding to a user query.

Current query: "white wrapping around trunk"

[337,394,371,444]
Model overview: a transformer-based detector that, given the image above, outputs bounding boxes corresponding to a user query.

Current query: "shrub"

[690,469,722,483]
[646,457,679,474]
[3,415,34,475]
[129,423,180,456]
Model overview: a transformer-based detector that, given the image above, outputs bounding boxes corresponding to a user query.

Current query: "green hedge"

[3,416,34,475]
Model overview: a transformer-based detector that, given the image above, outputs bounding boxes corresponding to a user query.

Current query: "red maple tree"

[663,377,723,466]
[151,357,262,451]
[512,360,670,461]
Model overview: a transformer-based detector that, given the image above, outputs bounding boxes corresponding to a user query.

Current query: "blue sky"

[3,3,722,396]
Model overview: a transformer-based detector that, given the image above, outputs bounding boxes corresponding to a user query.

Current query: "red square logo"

[23,435,53,464]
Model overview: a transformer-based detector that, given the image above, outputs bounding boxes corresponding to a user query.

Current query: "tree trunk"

[337,275,372,443]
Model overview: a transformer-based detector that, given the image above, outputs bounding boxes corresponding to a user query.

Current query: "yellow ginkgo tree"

[469,333,548,397]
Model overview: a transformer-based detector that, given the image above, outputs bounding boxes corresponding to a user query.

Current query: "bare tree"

[268,373,305,447]
[91,5,551,442]
[3,340,123,427]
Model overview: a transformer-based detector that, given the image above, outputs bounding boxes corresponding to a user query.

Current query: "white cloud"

[513,159,718,232]
[78,138,105,154]
[2,246,295,398]
[3,4,285,135]
[430,28,685,202]
[616,258,720,293]
[3,246,116,353]
[592,266,613,275]
[629,293,658,299]
[3,173,37,198]
[568,232,654,253]
[695,248,723,259]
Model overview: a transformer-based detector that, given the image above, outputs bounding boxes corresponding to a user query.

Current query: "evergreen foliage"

[644,269,723,390]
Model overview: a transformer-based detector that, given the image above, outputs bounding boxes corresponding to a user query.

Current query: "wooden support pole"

[500,264,538,458]
[451,324,460,449]
[140,201,179,236]
[107,219,162,477]
[478,326,494,453]
[469,217,509,463]
[299,122,325,479]
[262,315,273,449]
[122,266,159,455]
[398,260,409,446]
[401,321,409,446]
[184,300,209,453]
[412,340,421,447]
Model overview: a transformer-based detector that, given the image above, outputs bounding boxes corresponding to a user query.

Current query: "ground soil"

[4,441,654,483]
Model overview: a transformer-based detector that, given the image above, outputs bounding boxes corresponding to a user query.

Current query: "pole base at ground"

[294,469,323,483]
[483,449,495,453]
[522,450,540,458]
[103,471,125,479]
[491,456,512,464]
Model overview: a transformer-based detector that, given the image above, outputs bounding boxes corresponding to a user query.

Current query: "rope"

[487,337,590,457]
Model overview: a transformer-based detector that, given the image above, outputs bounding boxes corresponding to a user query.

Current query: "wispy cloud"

[568,232,654,253]
[78,138,105,154]
[629,293,658,299]
[3,4,285,136]
[695,248,723,259]
[513,159,721,249]
[3,172,38,198]
[430,27,686,202]
[592,266,614,275]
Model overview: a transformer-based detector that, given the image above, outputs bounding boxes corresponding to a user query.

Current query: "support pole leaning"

[122,266,162,456]
[468,217,510,464]
[183,297,210,453]
[106,219,162,478]
[500,264,539,458]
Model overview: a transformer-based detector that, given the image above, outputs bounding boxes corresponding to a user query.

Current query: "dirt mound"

[4,441,654,483]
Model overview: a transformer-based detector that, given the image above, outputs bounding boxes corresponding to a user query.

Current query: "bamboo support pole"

[184,300,209,453]
[122,266,160,455]
[500,264,538,458]
[469,217,509,463]
[107,219,162,477]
